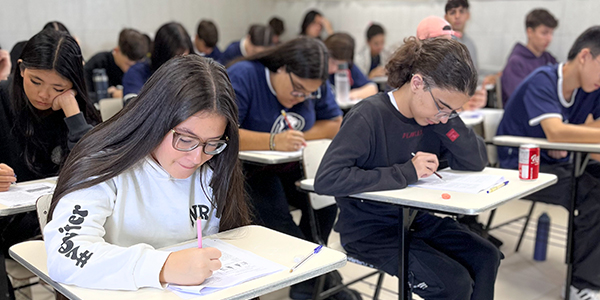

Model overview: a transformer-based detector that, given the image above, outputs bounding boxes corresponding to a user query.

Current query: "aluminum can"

[519,144,540,180]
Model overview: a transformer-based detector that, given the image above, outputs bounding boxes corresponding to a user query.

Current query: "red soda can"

[519,144,540,180]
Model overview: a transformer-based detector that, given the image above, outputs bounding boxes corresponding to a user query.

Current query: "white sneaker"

[563,286,600,300]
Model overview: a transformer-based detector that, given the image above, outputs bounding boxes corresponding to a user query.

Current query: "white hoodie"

[44,156,220,290]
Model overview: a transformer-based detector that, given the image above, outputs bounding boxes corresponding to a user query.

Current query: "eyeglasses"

[288,72,320,100]
[426,85,459,121]
[171,129,228,155]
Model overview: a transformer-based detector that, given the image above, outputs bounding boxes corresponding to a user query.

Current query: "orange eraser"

[441,193,451,200]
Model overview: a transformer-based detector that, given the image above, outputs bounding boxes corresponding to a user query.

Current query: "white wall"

[1,0,599,73]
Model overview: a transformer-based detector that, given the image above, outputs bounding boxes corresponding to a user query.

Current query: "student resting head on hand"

[44,55,250,290]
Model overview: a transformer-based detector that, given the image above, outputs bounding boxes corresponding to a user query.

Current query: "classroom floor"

[15,198,600,300]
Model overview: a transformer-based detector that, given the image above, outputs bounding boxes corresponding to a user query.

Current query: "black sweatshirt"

[314,92,487,245]
[0,79,93,182]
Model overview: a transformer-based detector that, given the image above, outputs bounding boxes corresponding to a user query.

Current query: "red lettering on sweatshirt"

[402,130,423,139]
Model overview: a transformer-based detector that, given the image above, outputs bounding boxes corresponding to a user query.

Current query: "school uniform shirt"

[501,43,557,106]
[44,157,220,290]
[0,79,93,182]
[497,63,600,169]
[228,60,342,133]
[122,61,152,98]
[195,46,222,62]
[328,64,375,90]
[354,45,391,76]
[84,51,125,97]
[218,38,246,66]
[314,92,487,246]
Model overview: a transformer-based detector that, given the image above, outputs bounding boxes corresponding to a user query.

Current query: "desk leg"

[565,152,583,300]
[398,207,411,300]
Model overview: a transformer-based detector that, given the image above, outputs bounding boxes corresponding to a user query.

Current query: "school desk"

[9,225,346,300]
[493,135,600,300]
[239,150,302,165]
[0,177,57,217]
[300,167,557,300]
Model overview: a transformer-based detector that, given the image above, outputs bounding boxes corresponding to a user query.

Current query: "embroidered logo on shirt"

[270,112,306,135]
[57,205,94,268]
[446,129,460,142]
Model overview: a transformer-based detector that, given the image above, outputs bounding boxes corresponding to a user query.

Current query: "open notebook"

[410,171,506,194]
[0,182,55,208]
[165,239,285,298]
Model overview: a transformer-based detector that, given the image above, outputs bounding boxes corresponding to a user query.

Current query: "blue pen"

[487,181,509,194]
[289,245,323,273]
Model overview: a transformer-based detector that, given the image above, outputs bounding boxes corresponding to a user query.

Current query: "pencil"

[197,217,202,248]
[410,152,443,180]
[280,110,294,130]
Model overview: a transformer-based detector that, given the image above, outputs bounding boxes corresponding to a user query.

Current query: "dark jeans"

[243,162,336,245]
[344,213,503,300]
[525,161,600,290]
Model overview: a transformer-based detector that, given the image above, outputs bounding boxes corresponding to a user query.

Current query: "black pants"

[243,162,337,244]
[344,213,503,300]
[525,161,600,290]
[0,212,38,300]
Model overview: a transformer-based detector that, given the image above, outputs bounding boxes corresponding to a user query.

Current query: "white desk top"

[458,111,484,127]
[301,168,557,215]
[9,225,346,300]
[336,98,362,109]
[0,177,57,216]
[371,76,388,84]
[239,150,302,165]
[493,136,600,153]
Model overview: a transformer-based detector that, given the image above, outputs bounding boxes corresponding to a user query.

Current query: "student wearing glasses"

[315,37,502,300]
[44,55,251,290]
[227,37,360,300]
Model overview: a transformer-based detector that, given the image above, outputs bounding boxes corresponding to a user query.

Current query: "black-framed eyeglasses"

[425,84,459,120]
[171,129,228,155]
[288,72,320,100]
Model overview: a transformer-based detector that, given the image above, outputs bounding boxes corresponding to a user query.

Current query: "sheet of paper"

[410,171,505,194]
[166,238,285,297]
[0,182,55,208]
[243,150,303,157]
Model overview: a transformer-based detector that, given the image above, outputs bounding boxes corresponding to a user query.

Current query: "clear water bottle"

[93,68,109,103]
[533,212,550,261]
[335,62,350,104]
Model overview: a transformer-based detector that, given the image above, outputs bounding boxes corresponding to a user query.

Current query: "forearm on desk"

[239,129,271,151]
[541,118,600,143]
[303,117,342,140]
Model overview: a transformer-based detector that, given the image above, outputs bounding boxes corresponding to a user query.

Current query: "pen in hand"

[197,217,202,248]
[290,245,323,273]
[411,153,443,180]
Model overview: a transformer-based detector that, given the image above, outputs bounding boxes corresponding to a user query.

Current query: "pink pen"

[197,217,202,248]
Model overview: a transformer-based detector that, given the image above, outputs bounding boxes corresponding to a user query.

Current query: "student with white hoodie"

[44,55,251,290]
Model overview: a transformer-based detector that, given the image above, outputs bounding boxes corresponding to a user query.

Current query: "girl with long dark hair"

[44,55,250,289]
[0,27,99,299]
[122,22,193,98]
[300,10,333,39]
[227,37,360,299]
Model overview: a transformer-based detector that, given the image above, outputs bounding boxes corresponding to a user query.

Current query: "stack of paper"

[410,171,505,194]
[166,239,285,298]
[0,182,55,208]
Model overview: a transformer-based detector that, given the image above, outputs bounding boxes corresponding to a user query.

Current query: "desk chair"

[98,98,123,121]
[302,140,385,300]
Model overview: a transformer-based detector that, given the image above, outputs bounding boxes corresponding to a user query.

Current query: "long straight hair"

[48,55,250,231]
[237,36,329,81]
[151,22,194,72]
[300,10,322,35]
[10,28,100,176]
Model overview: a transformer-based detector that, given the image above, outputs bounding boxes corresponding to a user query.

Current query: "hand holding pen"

[411,152,443,180]
[0,163,16,192]
[272,110,306,151]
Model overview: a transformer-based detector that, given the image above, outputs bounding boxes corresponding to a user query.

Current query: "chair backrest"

[302,139,336,210]
[481,108,505,166]
[36,194,53,234]
[98,97,124,121]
